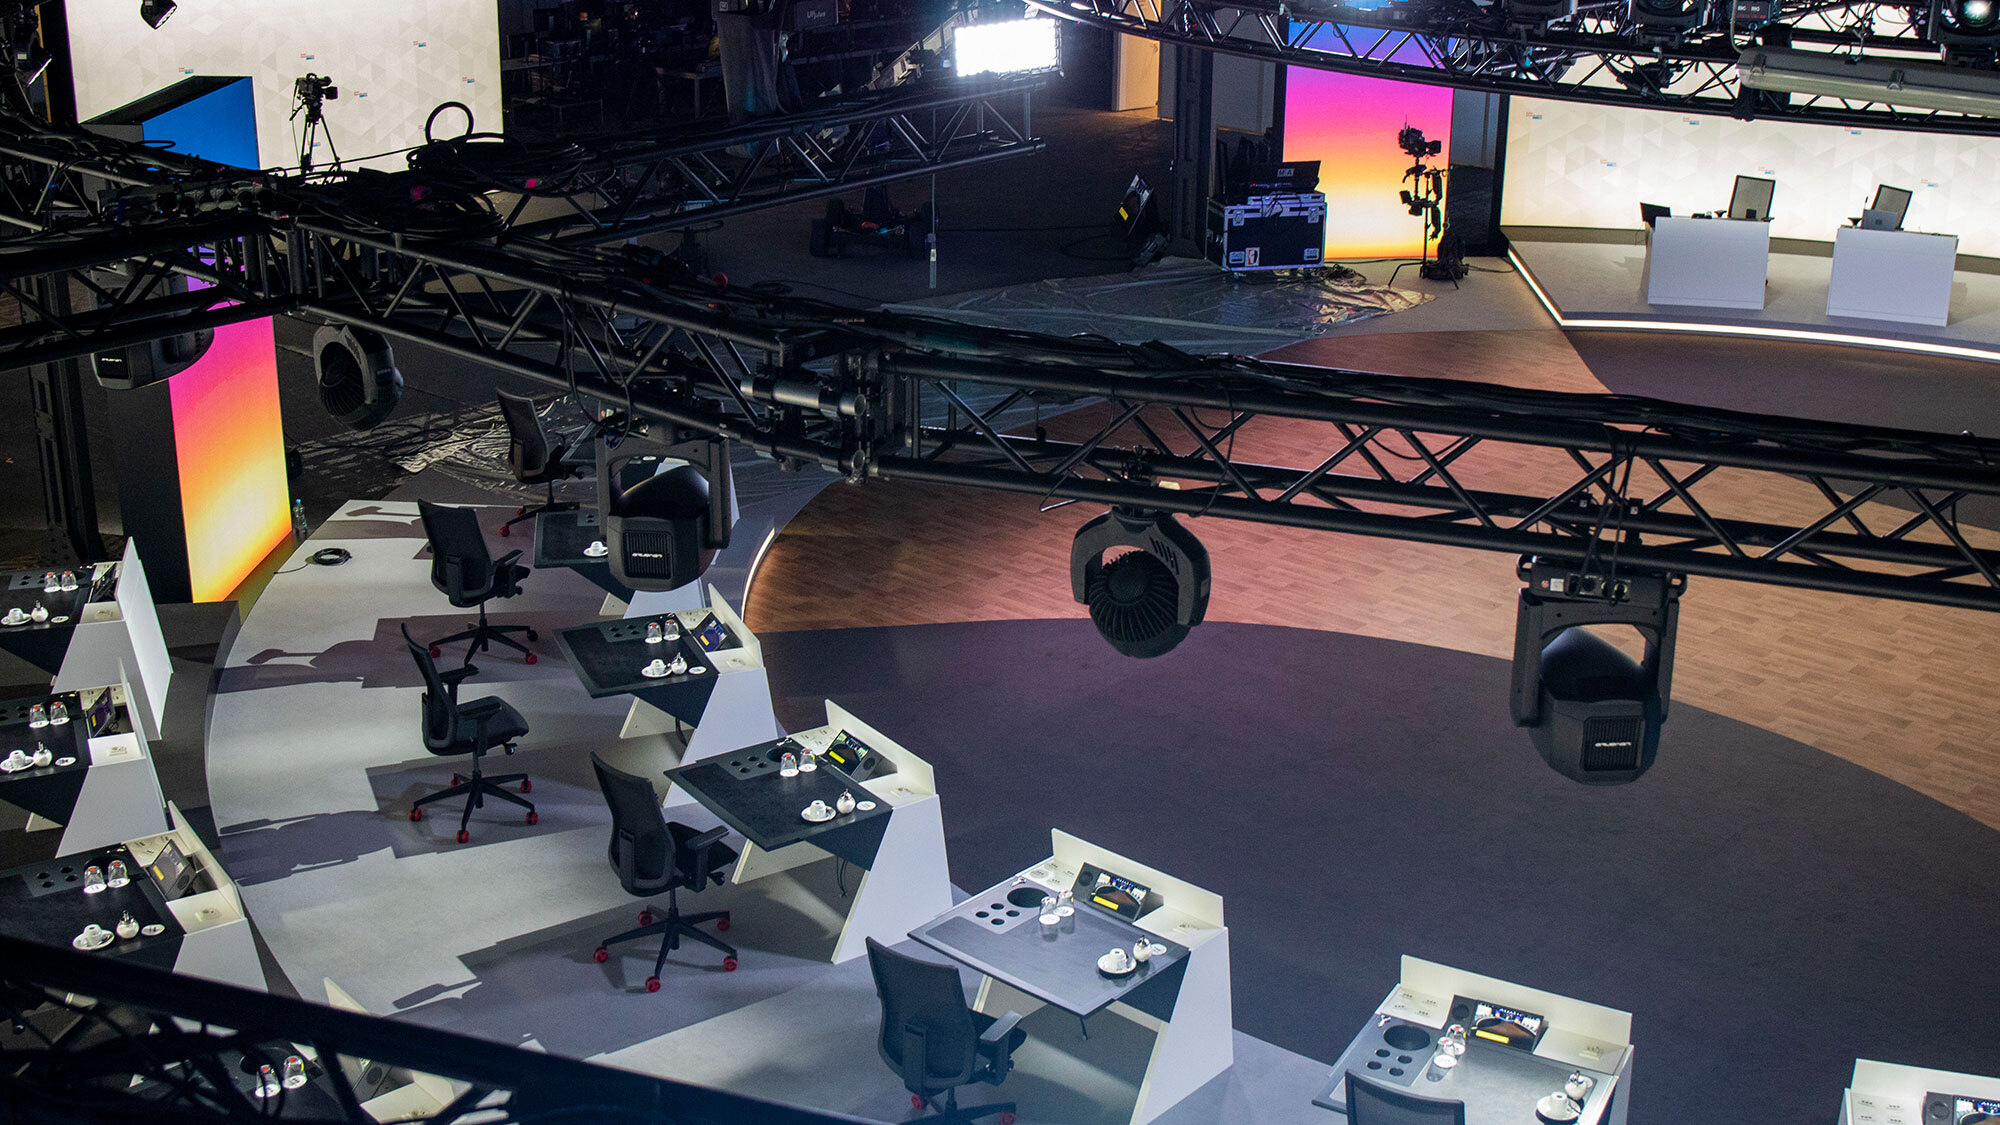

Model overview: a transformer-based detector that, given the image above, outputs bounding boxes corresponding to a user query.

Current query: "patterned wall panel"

[67,0,502,173]
[1502,96,2000,258]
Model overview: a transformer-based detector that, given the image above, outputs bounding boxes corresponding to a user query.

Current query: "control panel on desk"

[1928,1093,2000,1125]
[1849,1093,1917,1125]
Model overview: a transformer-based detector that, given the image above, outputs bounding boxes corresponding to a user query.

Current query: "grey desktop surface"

[0,843,185,972]
[1313,1017,1617,1125]
[533,511,626,597]
[910,884,1189,1020]
[667,743,891,868]
[554,619,711,694]
[0,692,91,821]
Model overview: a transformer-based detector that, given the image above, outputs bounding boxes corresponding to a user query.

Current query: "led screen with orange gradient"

[167,317,291,602]
[1282,68,1454,260]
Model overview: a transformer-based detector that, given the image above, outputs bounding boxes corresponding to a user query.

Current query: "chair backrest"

[400,623,458,751]
[1345,1071,1466,1125]
[418,500,493,602]
[591,752,672,890]
[865,937,978,1092]
[496,391,556,479]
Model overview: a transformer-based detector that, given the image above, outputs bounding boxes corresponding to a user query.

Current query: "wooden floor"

[746,329,2000,831]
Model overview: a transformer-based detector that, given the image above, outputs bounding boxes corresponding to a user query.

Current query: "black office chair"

[496,391,592,537]
[588,752,738,990]
[1345,1071,1466,1125]
[400,624,536,844]
[865,937,1025,1125]
[418,499,537,665]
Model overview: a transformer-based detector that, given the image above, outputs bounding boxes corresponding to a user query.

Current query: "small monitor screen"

[821,730,879,776]
[1470,1000,1547,1050]
[147,841,196,900]
[1729,175,1776,221]
[1073,863,1152,919]
[1873,185,1913,227]
[691,612,734,651]
[1955,1097,2000,1124]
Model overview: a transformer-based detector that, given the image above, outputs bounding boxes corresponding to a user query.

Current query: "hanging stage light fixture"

[597,434,735,592]
[311,324,402,431]
[1510,557,1684,785]
[1070,507,1211,658]
[139,0,176,29]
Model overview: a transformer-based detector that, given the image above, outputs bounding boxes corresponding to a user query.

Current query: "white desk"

[54,542,172,742]
[1842,1059,2000,1125]
[620,583,779,776]
[1646,216,1770,310]
[1827,227,1958,326]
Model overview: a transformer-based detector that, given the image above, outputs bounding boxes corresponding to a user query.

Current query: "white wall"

[1502,96,2000,258]
[68,0,503,172]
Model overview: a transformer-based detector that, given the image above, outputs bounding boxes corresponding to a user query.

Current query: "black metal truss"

[5,112,2000,617]
[491,77,1045,245]
[0,933,859,1125]
[1021,0,2000,135]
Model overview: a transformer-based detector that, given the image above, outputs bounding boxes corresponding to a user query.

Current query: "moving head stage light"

[1070,507,1210,658]
[312,324,402,431]
[90,277,212,390]
[1511,558,1684,785]
[597,435,735,592]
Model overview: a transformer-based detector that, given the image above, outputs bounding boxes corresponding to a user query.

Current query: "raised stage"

[1507,228,2000,363]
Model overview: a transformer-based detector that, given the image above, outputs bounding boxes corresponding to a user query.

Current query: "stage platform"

[1507,229,2000,363]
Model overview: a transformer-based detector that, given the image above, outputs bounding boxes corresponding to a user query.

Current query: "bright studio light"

[1964,0,1996,23]
[954,19,1060,77]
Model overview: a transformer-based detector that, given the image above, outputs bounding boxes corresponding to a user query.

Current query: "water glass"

[283,1055,308,1089]
[645,620,664,644]
[798,746,817,772]
[107,860,129,887]
[662,619,681,642]
[48,701,67,725]
[255,1064,281,1098]
[59,570,76,592]
[1039,895,1060,925]
[27,703,45,727]
[780,752,798,777]
[1056,889,1075,917]
[83,865,105,894]
[41,572,57,593]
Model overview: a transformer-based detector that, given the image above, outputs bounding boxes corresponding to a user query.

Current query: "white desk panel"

[1646,217,1770,310]
[1828,227,1958,327]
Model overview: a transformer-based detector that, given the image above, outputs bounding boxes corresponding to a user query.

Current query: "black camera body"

[1397,125,1442,159]
[295,73,338,102]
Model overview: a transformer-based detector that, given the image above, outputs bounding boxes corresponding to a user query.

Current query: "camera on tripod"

[294,73,338,103]
[1398,125,1441,160]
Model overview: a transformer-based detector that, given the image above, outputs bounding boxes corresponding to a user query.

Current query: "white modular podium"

[1827,227,1958,326]
[1646,216,1770,310]
[620,583,778,771]
[1842,1060,2000,1125]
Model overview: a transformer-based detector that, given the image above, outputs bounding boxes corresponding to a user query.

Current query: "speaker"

[312,324,402,432]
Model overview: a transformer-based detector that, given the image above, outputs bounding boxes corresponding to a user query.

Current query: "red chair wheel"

[456,829,469,844]
[912,1096,926,1110]
[525,811,538,825]
[714,917,729,932]
[498,525,511,537]
[999,1114,1016,1125]
[524,652,538,665]
[408,808,422,822]
[638,909,654,926]
[429,646,442,659]
[721,956,737,972]
[519,779,532,793]
[644,977,661,993]
[515,506,526,516]
[592,947,609,963]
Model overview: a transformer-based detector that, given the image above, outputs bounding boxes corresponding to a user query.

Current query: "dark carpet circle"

[763,618,2000,1125]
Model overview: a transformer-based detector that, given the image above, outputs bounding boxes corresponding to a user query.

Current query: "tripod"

[291,77,341,173]
[1388,155,1460,289]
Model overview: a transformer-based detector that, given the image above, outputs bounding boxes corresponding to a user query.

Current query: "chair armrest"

[898,1019,936,1097]
[683,824,731,887]
[685,825,729,853]
[979,1009,1024,1073]
[493,549,524,569]
[440,664,478,688]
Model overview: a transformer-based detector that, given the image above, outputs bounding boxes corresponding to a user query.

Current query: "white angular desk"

[1645,216,1770,310]
[1827,227,1958,326]
[1842,1059,2000,1125]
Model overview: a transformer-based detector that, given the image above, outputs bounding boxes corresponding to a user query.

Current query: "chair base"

[429,603,537,665]
[597,895,735,979]
[413,755,535,841]
[502,479,580,532]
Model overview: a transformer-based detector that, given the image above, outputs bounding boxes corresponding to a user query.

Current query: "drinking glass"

[83,866,105,894]
[283,1055,308,1089]
[1056,889,1075,917]
[48,701,67,725]
[645,621,664,644]
[58,570,76,592]
[107,860,129,887]
[780,752,798,777]
[255,1064,281,1098]
[41,572,57,593]
[798,745,817,772]
[1040,895,1060,925]
[27,703,45,727]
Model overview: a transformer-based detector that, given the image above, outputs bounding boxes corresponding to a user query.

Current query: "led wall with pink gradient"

[1281,67,1454,260]
[166,317,292,603]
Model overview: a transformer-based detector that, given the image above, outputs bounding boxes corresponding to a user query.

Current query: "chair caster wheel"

[525,811,538,825]
[524,653,538,665]
[638,909,655,926]
[715,916,729,931]
[520,779,532,793]
[409,808,422,822]
[645,977,661,993]
[527,628,539,641]
[456,829,469,844]
[912,1095,926,1110]
[721,957,737,972]
[1000,1114,1016,1125]
[515,506,527,516]
[430,647,442,659]
[592,947,609,963]
[498,525,511,537]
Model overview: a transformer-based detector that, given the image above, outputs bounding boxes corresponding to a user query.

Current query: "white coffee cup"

[80,923,108,942]
[644,658,667,676]
[1105,946,1131,971]
[4,749,29,768]
[2,609,25,624]
[806,799,830,818]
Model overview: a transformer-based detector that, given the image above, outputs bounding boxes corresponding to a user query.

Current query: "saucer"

[1097,952,1139,977]
[0,759,28,773]
[801,804,837,823]
[1535,1093,1581,1123]
[55,757,76,767]
[856,800,877,811]
[688,666,707,675]
[141,924,166,937]
[640,664,672,679]
[1,615,28,627]
[50,615,69,624]
[72,930,115,951]
[583,543,608,558]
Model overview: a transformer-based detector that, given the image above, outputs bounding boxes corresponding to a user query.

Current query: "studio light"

[311,323,402,432]
[140,0,176,29]
[1929,0,2000,49]
[1738,46,2000,113]
[90,275,212,389]
[1629,0,1708,35]
[1510,558,1684,785]
[598,438,736,592]
[953,18,1060,78]
[1069,507,1210,659]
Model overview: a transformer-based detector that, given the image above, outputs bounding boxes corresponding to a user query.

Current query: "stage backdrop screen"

[1282,66,1454,260]
[66,0,502,173]
[169,318,291,602]
[1501,96,2000,258]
